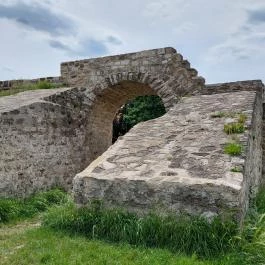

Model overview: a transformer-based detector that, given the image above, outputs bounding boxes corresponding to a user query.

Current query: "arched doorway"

[86,80,169,161]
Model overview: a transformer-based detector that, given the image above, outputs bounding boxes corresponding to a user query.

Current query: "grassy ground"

[0,188,265,264]
[0,81,65,97]
[42,201,238,259]
[0,224,213,265]
[0,189,67,223]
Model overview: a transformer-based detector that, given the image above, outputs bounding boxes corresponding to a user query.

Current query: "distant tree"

[112,95,166,143]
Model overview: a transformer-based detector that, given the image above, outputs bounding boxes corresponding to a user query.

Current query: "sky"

[0,0,265,84]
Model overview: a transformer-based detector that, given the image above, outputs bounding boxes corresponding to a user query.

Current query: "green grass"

[238,114,247,124]
[0,226,215,265]
[224,143,243,156]
[224,123,245,134]
[0,81,65,97]
[1,188,265,264]
[211,111,247,120]
[230,167,243,173]
[223,112,247,135]
[0,189,67,223]
[42,201,238,259]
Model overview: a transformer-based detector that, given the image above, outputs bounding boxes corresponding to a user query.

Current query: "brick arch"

[79,63,202,161]
[93,72,176,108]
[61,48,205,110]
[59,48,205,162]
[87,78,162,159]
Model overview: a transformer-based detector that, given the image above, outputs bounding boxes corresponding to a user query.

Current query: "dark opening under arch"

[87,80,168,161]
[112,95,166,143]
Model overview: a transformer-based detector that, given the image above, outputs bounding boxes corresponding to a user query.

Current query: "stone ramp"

[73,91,262,220]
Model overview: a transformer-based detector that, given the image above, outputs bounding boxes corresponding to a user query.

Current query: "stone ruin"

[0,47,264,222]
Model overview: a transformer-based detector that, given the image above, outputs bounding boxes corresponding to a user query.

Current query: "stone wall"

[241,90,263,219]
[262,104,265,186]
[61,47,205,110]
[204,80,264,95]
[0,48,206,197]
[0,88,88,197]
[58,48,206,160]
[0,76,62,91]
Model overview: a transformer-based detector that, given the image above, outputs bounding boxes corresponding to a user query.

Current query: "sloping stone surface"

[73,91,262,220]
[0,88,71,113]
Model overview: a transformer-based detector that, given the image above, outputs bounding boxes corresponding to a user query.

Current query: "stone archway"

[60,47,205,162]
[85,70,185,160]
[88,80,158,159]
[61,48,205,110]
[0,47,205,197]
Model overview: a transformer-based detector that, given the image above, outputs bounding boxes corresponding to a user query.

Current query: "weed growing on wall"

[224,123,245,134]
[210,112,226,118]
[224,143,242,156]
[230,167,243,173]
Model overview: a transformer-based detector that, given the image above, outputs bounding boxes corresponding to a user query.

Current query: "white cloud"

[205,5,265,64]
[0,0,264,83]
[0,1,76,36]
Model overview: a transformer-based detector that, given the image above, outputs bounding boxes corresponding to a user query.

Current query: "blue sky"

[0,0,264,84]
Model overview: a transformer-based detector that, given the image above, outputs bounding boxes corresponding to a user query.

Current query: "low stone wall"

[241,89,263,218]
[204,80,264,95]
[0,76,62,91]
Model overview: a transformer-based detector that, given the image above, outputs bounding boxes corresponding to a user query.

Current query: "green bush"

[43,202,238,258]
[0,188,67,223]
[255,187,265,214]
[36,81,53,90]
[123,95,166,129]
[0,199,21,222]
[113,95,166,142]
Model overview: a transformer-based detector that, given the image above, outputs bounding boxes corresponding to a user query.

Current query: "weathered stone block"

[73,91,263,222]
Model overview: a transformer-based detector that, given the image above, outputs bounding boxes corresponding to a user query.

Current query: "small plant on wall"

[224,143,243,156]
[223,113,247,135]
[224,123,245,134]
